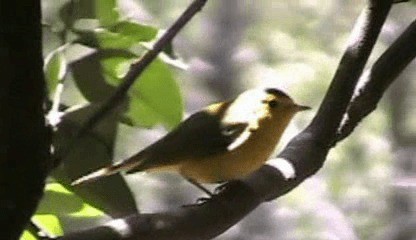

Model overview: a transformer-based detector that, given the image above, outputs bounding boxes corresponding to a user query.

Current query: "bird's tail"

[71,154,144,186]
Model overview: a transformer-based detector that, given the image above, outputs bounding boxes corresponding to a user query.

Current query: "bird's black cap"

[265,88,291,99]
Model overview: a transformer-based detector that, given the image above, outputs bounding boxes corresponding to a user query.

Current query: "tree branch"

[336,18,416,142]
[308,0,392,146]
[57,1,414,240]
[0,1,50,239]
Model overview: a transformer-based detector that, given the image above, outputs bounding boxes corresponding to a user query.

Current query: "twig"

[335,19,416,142]
[75,0,208,139]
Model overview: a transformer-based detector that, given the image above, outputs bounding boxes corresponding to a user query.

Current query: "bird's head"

[262,88,310,116]
[220,88,310,125]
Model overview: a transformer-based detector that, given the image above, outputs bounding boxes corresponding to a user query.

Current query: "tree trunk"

[0,1,50,239]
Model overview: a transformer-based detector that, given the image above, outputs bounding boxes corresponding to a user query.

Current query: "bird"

[72,88,310,194]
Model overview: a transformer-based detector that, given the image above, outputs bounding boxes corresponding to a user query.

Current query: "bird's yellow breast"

[179,114,293,183]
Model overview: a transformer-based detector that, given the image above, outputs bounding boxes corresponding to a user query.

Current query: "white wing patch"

[222,89,270,151]
[227,130,252,151]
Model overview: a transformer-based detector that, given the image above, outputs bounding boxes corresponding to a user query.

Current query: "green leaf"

[71,49,183,129]
[20,231,36,240]
[110,21,158,42]
[41,183,104,216]
[127,58,183,129]
[70,50,127,102]
[101,55,135,81]
[36,183,84,215]
[126,99,164,127]
[44,49,67,97]
[94,29,137,49]
[96,0,119,26]
[30,182,105,237]
[94,22,157,49]
[75,21,157,49]
[53,104,138,217]
[32,215,64,236]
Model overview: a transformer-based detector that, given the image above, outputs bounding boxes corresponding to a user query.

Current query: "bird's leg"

[182,179,238,208]
[185,177,213,197]
[214,181,228,194]
[182,178,218,207]
[214,180,242,194]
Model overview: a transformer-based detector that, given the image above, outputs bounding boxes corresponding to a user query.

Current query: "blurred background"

[35,1,415,240]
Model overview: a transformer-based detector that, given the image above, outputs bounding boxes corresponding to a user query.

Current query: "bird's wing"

[125,110,250,173]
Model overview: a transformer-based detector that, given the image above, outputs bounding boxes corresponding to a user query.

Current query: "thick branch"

[0,1,50,239]
[336,19,416,142]
[59,1,404,240]
[308,0,392,146]
[58,183,261,240]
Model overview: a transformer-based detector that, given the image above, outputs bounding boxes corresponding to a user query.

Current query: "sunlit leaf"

[70,50,122,102]
[101,55,135,80]
[31,182,105,236]
[44,49,67,97]
[122,58,183,129]
[96,0,119,26]
[95,22,157,49]
[110,21,158,42]
[126,99,164,127]
[53,104,138,217]
[70,204,105,218]
[94,29,137,49]
[100,55,184,129]
[71,49,183,129]
[36,183,84,215]
[20,231,37,240]
[37,183,101,212]
[32,215,64,236]
[75,21,157,49]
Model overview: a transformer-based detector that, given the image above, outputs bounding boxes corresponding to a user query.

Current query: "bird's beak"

[295,104,311,111]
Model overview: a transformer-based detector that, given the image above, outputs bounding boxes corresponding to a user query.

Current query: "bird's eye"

[268,100,278,108]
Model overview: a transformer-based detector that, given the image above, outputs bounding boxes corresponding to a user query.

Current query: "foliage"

[29,0,184,237]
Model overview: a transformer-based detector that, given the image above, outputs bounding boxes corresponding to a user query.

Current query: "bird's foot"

[182,181,241,208]
[181,196,212,208]
[214,180,241,194]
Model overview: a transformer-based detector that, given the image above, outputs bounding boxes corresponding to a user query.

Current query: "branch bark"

[57,1,416,240]
[309,0,392,146]
[0,1,50,239]
[336,18,416,142]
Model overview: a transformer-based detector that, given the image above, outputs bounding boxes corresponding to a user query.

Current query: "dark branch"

[59,183,261,240]
[336,19,416,142]
[308,0,393,146]
[260,0,394,201]
[0,1,50,239]
[58,1,410,240]
[76,0,208,139]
